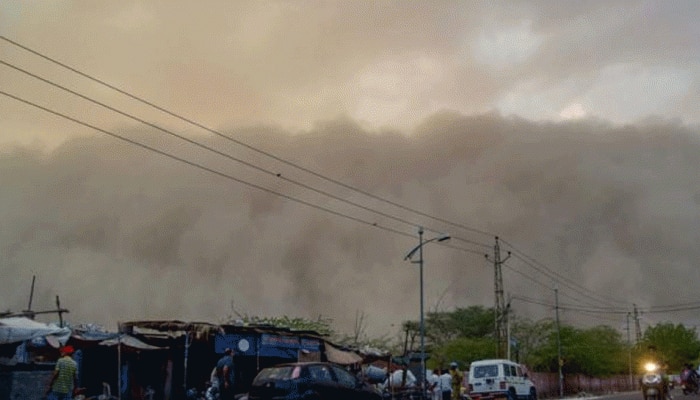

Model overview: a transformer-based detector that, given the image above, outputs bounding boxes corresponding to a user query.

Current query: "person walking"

[449,362,462,400]
[439,368,453,400]
[45,345,78,400]
[428,368,441,400]
[216,348,235,400]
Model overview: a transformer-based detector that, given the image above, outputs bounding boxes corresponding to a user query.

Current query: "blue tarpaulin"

[214,332,321,359]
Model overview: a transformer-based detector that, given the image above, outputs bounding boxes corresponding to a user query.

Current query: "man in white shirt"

[427,368,441,400]
[440,368,453,400]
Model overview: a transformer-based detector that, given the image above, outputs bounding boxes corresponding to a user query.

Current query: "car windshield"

[474,365,499,378]
[253,366,297,383]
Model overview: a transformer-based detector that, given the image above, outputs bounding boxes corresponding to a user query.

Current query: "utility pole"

[506,294,512,361]
[627,312,633,388]
[486,236,510,358]
[55,296,66,328]
[5,276,70,322]
[23,275,36,318]
[555,287,563,398]
[634,304,642,344]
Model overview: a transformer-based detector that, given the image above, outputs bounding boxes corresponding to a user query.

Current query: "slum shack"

[0,317,72,400]
[1,318,364,400]
[71,323,168,400]
[119,320,362,399]
[0,317,167,400]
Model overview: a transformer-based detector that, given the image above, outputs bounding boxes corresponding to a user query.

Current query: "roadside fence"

[529,372,638,398]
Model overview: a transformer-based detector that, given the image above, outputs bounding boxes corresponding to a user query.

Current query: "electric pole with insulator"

[486,236,510,358]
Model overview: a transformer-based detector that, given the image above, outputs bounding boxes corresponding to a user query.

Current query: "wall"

[530,372,638,398]
[0,370,52,400]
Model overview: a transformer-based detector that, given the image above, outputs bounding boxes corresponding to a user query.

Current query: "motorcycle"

[641,362,667,400]
[680,369,699,395]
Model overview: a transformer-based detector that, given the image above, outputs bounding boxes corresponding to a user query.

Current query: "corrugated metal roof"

[99,334,167,350]
[324,341,362,365]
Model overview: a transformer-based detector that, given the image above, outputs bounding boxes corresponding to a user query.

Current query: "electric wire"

[0,54,622,314]
[504,239,629,307]
[0,35,648,314]
[8,74,693,320]
[502,261,621,312]
[512,295,629,314]
[506,247,628,308]
[0,57,485,246]
[502,260,626,315]
[0,88,488,259]
[0,35,498,255]
[0,34,495,240]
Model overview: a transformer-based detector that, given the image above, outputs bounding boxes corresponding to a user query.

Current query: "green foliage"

[565,325,628,376]
[233,315,335,336]
[426,306,494,344]
[410,307,633,376]
[429,336,497,370]
[520,323,629,376]
[639,323,700,371]
[402,306,498,368]
[230,304,700,379]
[512,318,557,370]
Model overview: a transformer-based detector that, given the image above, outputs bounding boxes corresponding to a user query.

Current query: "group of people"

[383,362,463,400]
[426,362,463,400]
[47,343,471,400]
[45,344,238,400]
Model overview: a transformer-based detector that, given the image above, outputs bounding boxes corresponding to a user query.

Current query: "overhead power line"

[512,295,629,314]
[0,35,637,311]
[0,34,494,240]
[0,88,488,259]
[502,240,630,308]
[0,57,463,242]
[512,294,700,317]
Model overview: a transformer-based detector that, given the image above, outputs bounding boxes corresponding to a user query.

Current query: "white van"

[468,359,536,400]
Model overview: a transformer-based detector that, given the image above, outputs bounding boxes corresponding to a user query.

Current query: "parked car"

[468,359,536,400]
[247,361,382,400]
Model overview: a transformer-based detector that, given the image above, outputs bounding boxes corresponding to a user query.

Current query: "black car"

[247,361,381,400]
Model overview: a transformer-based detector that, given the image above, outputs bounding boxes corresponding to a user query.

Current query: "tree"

[429,337,497,370]
[639,323,700,372]
[564,325,628,376]
[516,322,628,376]
[511,318,557,367]
[425,306,495,349]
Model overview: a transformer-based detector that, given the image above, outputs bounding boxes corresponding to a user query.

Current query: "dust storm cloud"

[2,113,699,336]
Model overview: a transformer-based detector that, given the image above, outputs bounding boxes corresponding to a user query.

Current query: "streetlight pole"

[405,227,450,400]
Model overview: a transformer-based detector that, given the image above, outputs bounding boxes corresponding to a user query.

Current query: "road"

[577,389,700,400]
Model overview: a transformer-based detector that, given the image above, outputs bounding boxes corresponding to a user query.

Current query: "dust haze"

[2,113,699,337]
[1,0,698,340]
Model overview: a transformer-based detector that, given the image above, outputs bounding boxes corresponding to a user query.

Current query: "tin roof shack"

[0,317,74,400]
[119,321,218,400]
[120,320,362,399]
[71,326,168,400]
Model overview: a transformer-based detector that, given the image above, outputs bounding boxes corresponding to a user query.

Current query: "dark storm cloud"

[2,113,699,335]
[2,0,698,141]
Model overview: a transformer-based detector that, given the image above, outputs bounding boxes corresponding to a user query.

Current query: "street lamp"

[404,227,450,399]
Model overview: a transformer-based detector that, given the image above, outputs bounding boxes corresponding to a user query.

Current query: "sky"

[1,1,699,341]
